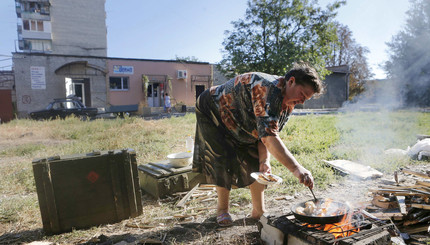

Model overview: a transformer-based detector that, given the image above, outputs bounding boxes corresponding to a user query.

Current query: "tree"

[327,23,373,99]
[384,0,430,107]
[175,56,201,62]
[219,0,344,78]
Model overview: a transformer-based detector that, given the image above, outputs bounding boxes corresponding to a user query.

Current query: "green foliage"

[219,0,345,77]
[0,196,38,223]
[1,144,45,157]
[175,55,201,62]
[326,22,373,100]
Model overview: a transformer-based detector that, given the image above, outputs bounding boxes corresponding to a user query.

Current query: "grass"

[0,111,429,243]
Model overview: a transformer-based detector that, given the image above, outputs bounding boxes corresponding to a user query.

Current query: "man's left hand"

[259,160,271,174]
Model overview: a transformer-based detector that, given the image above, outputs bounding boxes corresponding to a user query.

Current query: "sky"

[0,0,411,79]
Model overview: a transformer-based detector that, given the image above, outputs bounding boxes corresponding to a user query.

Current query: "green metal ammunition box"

[138,160,205,198]
[32,149,142,235]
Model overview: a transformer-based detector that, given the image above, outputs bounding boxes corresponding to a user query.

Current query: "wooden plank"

[410,188,430,195]
[416,180,430,188]
[123,151,139,217]
[176,184,199,208]
[402,169,430,179]
[367,212,404,220]
[130,152,143,217]
[396,196,407,215]
[400,224,430,234]
[41,162,61,234]
[110,158,125,220]
[185,193,217,205]
[378,185,423,190]
[411,203,430,210]
[370,188,430,197]
[372,195,397,209]
[369,189,411,194]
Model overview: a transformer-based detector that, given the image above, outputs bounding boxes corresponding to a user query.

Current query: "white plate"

[251,172,283,185]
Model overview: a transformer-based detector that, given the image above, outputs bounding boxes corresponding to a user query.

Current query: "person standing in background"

[165,93,171,113]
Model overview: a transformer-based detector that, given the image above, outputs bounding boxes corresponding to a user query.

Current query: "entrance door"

[73,83,85,104]
[65,78,89,106]
[195,85,205,100]
[147,83,161,107]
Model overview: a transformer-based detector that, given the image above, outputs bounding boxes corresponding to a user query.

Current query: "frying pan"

[291,198,349,224]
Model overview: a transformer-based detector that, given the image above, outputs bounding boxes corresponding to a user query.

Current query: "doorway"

[65,78,90,106]
[147,82,161,107]
[195,85,205,100]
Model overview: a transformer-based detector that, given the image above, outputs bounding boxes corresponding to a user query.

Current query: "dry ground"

[0,131,429,245]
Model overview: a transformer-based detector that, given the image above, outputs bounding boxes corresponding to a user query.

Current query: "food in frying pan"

[295,201,317,215]
[295,206,306,215]
[295,199,347,217]
[304,201,316,214]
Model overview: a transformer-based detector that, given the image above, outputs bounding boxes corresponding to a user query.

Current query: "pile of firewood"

[366,168,430,242]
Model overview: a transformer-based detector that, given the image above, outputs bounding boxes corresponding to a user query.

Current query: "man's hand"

[259,160,271,174]
[293,166,314,189]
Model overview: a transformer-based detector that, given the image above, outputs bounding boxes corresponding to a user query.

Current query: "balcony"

[20,11,50,21]
[21,30,51,40]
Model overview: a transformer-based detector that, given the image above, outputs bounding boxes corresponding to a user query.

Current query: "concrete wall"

[303,71,349,109]
[50,0,107,56]
[13,53,108,117]
[107,59,212,107]
[212,64,229,86]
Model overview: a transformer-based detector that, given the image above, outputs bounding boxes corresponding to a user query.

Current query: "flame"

[306,212,360,239]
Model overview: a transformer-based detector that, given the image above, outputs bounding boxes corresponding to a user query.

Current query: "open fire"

[298,198,361,238]
[259,210,394,245]
[305,212,360,239]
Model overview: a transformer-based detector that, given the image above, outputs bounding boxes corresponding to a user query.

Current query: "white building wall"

[50,0,107,56]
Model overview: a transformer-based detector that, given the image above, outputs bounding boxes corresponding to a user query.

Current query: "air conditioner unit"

[177,70,187,79]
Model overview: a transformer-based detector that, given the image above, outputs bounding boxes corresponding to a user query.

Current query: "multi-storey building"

[13,0,109,117]
[15,0,107,56]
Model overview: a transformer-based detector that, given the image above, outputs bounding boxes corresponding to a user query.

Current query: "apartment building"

[13,0,108,117]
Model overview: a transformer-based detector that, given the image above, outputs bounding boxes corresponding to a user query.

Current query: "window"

[23,20,29,30]
[24,39,52,51]
[109,77,129,90]
[23,20,44,31]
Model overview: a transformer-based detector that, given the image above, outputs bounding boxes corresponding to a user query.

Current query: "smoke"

[341,78,404,112]
[333,74,420,170]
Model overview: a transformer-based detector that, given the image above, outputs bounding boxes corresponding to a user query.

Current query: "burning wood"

[305,212,361,239]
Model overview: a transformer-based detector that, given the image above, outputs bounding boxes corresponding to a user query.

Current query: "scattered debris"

[385,137,430,160]
[175,184,217,208]
[323,159,383,179]
[366,168,430,243]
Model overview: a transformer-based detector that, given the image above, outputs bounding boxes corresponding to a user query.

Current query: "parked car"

[29,98,98,120]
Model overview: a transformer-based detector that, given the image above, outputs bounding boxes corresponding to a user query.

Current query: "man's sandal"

[216,213,233,227]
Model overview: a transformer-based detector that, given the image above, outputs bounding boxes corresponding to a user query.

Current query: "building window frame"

[109,76,129,91]
[23,19,44,32]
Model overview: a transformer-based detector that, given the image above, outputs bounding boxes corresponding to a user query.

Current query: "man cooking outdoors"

[192,62,324,227]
